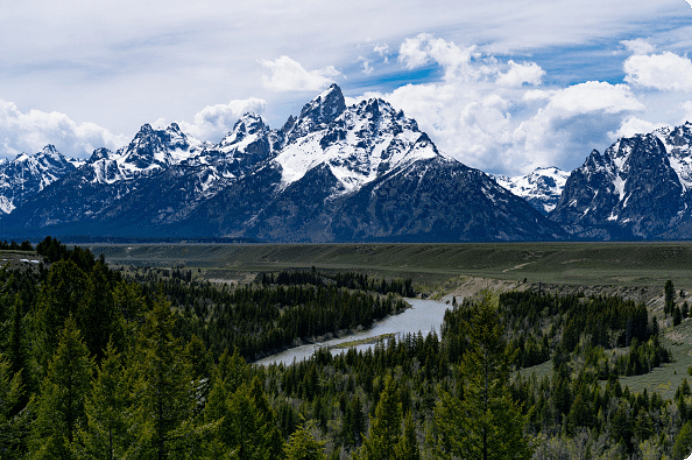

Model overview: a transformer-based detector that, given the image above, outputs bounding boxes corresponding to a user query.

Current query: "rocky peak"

[117,122,205,172]
[281,115,297,134]
[221,113,267,146]
[299,83,346,125]
[211,113,281,176]
[40,144,61,158]
[89,148,113,163]
[349,98,419,134]
[10,145,72,171]
[585,148,602,161]
[135,123,155,137]
[285,84,346,141]
[120,125,170,170]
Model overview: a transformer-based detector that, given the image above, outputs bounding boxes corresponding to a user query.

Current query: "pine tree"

[674,306,682,326]
[204,347,251,451]
[342,394,365,448]
[673,420,692,460]
[29,316,93,459]
[77,262,124,362]
[205,373,283,460]
[128,292,199,460]
[284,421,327,460]
[357,375,402,460]
[33,260,88,368]
[665,280,676,315]
[432,292,531,460]
[394,411,420,460]
[248,375,284,458]
[0,353,24,457]
[186,335,213,382]
[112,280,146,329]
[74,341,131,460]
[7,293,28,377]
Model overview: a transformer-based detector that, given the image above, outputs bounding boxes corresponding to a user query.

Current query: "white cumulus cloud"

[624,52,692,91]
[260,56,340,92]
[0,100,127,160]
[547,81,644,114]
[398,33,486,82]
[609,116,668,139]
[496,60,545,87]
[621,38,655,55]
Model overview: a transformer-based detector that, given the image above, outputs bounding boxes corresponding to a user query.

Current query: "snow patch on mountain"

[493,166,569,214]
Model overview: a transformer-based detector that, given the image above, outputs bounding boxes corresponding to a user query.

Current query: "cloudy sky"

[1,0,692,175]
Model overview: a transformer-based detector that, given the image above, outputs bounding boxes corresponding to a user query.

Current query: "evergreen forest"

[2,237,692,459]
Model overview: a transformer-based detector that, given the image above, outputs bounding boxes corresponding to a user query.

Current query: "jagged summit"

[285,84,347,141]
[300,83,346,125]
[219,113,269,148]
[88,147,113,163]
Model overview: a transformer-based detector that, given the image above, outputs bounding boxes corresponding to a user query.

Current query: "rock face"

[493,167,570,215]
[1,84,564,242]
[549,122,692,240]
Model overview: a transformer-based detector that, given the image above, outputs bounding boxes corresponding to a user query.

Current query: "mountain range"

[0,85,562,242]
[0,84,690,242]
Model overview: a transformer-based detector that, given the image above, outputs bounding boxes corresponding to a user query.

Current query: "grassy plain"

[86,242,692,290]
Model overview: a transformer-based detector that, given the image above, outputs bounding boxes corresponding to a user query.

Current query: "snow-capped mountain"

[493,167,569,215]
[0,145,79,215]
[276,85,438,194]
[550,122,692,239]
[1,84,564,242]
[85,123,210,185]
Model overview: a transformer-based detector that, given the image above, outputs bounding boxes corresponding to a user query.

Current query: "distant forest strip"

[2,237,692,459]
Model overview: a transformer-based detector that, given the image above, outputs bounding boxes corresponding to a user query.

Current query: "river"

[256,298,453,366]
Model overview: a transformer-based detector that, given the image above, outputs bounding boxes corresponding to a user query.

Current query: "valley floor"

[86,241,692,291]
